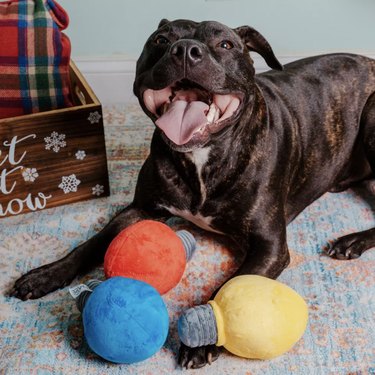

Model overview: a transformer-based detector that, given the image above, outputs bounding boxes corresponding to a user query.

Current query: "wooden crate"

[0,62,109,218]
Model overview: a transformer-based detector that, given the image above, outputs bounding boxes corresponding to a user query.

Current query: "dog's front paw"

[9,261,75,300]
[178,343,220,369]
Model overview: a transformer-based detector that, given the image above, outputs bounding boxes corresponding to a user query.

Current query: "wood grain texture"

[0,62,109,218]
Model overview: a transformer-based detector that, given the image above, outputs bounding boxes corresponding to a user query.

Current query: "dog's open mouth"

[143,79,241,145]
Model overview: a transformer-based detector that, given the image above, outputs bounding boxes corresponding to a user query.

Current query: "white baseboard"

[74,54,375,105]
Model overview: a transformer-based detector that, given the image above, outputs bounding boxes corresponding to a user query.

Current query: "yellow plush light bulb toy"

[178,275,308,359]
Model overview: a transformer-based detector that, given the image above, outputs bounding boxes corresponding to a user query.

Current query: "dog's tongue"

[156,100,209,145]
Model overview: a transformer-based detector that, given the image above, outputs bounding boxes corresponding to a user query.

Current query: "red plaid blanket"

[0,0,72,119]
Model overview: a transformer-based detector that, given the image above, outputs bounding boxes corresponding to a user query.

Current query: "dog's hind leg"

[328,228,375,260]
[328,92,375,260]
[362,92,375,177]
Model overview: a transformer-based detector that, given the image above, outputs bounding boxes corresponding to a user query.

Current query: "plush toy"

[104,220,196,294]
[69,277,169,364]
[178,275,308,360]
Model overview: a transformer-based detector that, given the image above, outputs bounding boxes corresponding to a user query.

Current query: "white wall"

[59,0,375,59]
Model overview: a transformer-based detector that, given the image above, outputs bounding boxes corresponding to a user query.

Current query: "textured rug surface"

[0,104,374,375]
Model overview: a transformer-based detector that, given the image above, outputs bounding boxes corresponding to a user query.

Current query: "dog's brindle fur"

[10,19,375,368]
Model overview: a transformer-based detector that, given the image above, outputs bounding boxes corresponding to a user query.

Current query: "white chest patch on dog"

[187,147,211,203]
[160,147,225,234]
[162,206,224,235]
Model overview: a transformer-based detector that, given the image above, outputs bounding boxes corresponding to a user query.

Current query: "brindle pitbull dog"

[10,19,375,368]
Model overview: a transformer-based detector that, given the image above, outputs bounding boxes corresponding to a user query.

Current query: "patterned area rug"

[0,104,374,375]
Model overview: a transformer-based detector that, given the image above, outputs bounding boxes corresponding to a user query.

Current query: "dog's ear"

[234,26,283,71]
[158,19,170,29]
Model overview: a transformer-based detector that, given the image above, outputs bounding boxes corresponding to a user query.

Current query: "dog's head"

[133,19,282,152]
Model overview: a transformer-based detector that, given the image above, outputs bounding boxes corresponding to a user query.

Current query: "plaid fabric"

[0,0,72,119]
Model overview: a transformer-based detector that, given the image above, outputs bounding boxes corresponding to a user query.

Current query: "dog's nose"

[170,40,203,66]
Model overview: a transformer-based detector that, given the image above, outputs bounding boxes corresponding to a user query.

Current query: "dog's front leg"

[179,218,290,369]
[10,204,167,300]
[233,225,290,279]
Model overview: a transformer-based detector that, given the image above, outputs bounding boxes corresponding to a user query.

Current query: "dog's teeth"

[214,107,220,122]
[161,103,169,115]
[206,104,215,122]
[206,103,219,123]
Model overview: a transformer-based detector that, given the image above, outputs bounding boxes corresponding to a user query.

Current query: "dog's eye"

[154,35,170,45]
[218,40,234,50]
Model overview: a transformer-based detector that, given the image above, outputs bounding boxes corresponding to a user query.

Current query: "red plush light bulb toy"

[104,220,196,294]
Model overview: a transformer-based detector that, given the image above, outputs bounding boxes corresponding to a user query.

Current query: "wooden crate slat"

[0,62,109,218]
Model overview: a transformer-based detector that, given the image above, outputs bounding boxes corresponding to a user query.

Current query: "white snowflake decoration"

[58,174,81,194]
[92,184,104,196]
[75,150,86,160]
[88,111,101,124]
[22,167,39,182]
[44,131,66,153]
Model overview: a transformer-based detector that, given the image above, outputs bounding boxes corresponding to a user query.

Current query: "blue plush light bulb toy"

[69,277,169,364]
